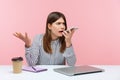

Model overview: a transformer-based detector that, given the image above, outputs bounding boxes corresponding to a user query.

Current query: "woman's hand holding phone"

[66,28,78,33]
[62,27,78,47]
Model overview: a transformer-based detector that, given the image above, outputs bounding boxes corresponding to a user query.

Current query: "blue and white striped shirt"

[25,34,76,66]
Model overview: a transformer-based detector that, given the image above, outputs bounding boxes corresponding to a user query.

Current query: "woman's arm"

[63,46,76,66]
[62,28,77,66]
[25,35,41,66]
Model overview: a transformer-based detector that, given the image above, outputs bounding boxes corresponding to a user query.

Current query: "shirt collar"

[51,39,59,45]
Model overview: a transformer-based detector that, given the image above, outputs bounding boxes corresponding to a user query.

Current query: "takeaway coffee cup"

[11,57,23,73]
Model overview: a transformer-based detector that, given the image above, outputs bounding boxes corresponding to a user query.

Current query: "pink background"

[0,0,120,65]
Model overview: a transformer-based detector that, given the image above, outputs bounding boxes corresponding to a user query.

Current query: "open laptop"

[53,65,104,76]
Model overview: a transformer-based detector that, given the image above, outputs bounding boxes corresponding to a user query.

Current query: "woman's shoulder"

[33,34,44,46]
[35,34,44,39]
[33,34,44,42]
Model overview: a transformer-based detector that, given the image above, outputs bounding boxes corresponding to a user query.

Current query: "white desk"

[0,65,120,80]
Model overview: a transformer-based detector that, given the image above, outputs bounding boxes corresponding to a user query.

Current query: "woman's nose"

[60,24,65,28]
[61,26,65,30]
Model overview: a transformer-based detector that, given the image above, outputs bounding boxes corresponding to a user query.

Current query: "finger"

[63,31,69,35]
[70,29,76,36]
[62,32,67,37]
[15,32,22,37]
[13,33,17,37]
[13,32,19,37]
[71,30,75,34]
[20,33,25,39]
[25,32,28,38]
[68,29,71,33]
[13,32,17,36]
[14,32,24,40]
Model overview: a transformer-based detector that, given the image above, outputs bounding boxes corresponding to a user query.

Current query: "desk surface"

[0,65,120,80]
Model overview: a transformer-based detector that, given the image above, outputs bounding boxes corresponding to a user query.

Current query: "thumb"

[25,32,28,38]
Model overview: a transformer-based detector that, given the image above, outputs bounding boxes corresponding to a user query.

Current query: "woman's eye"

[55,22,65,25]
[63,23,65,25]
[56,22,61,25]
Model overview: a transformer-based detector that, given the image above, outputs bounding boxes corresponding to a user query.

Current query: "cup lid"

[11,57,23,61]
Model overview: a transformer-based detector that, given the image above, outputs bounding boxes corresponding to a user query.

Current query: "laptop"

[53,65,104,76]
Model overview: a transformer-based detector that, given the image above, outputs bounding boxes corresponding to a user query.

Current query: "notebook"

[22,66,47,73]
[54,65,104,76]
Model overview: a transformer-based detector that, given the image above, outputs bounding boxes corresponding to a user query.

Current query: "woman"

[13,11,76,66]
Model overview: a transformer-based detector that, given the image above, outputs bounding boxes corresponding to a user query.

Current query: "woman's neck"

[52,37,59,41]
[51,35,59,41]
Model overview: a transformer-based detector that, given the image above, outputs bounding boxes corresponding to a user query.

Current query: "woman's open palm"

[13,32,31,47]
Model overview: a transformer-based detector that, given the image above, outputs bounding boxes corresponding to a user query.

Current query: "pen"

[32,66,36,71]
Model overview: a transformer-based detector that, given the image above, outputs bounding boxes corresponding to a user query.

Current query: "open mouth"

[59,31,63,33]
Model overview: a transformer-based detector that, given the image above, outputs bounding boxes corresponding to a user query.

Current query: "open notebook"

[54,65,104,76]
[22,66,47,73]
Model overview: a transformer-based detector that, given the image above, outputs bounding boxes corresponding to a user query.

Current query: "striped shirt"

[25,34,76,66]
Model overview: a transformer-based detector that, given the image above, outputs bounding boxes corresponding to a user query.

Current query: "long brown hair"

[43,11,67,54]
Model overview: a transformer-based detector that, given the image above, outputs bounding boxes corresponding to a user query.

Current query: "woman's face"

[48,17,66,40]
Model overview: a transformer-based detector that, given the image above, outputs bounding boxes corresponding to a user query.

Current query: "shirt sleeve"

[63,46,76,66]
[25,35,42,66]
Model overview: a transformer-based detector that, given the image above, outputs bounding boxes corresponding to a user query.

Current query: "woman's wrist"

[66,42,72,48]
[25,44,31,48]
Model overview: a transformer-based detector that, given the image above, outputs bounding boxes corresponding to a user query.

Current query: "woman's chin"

[58,34,63,37]
[56,33,63,37]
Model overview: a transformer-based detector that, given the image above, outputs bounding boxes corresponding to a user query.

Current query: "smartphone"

[66,27,78,33]
[70,28,78,31]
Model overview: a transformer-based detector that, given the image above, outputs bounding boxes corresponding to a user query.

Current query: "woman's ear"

[48,23,52,30]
